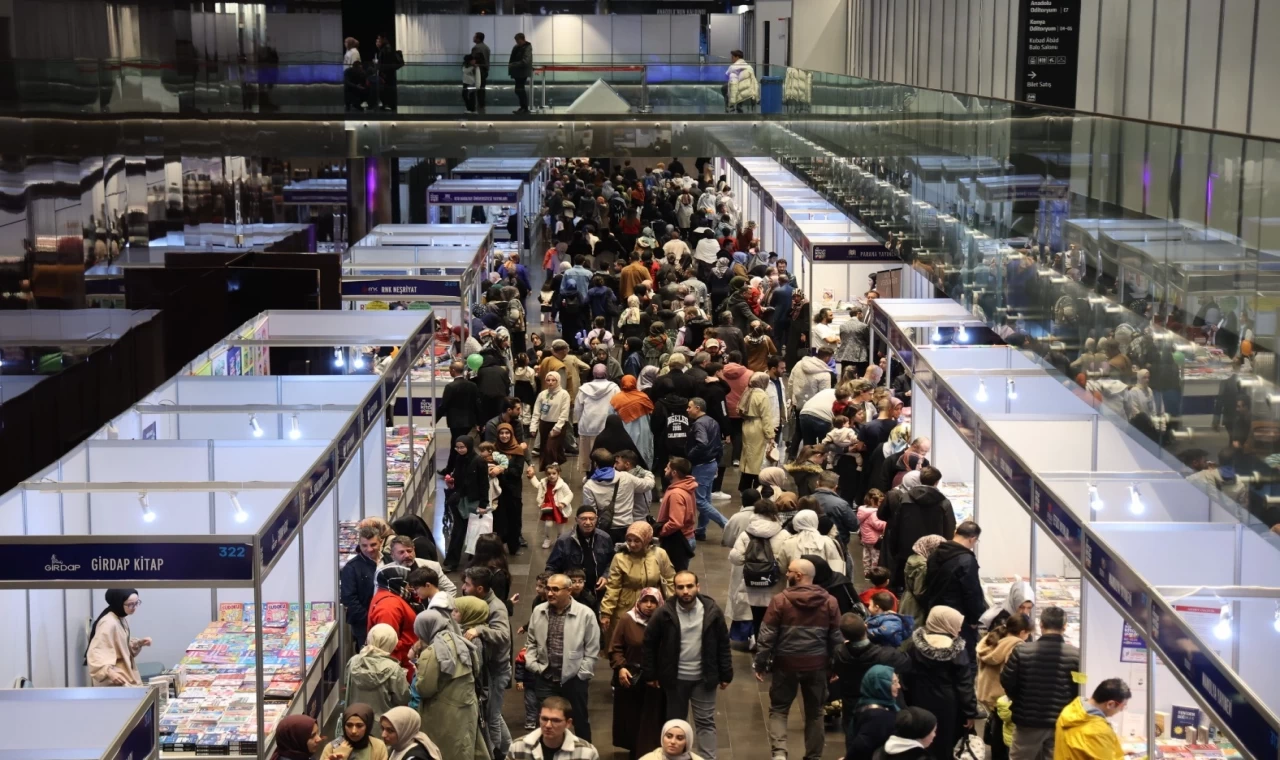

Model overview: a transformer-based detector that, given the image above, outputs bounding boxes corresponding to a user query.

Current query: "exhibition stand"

[0,687,159,760]
[451,158,547,256]
[867,297,1280,759]
[426,179,526,263]
[0,310,437,759]
[281,179,349,254]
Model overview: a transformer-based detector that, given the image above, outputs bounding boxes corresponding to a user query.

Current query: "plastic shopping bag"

[464,510,494,554]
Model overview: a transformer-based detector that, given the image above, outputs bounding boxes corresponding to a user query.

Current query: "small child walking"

[526,463,573,549]
[856,488,888,577]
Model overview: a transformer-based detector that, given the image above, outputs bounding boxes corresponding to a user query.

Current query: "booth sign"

[810,243,901,262]
[1081,533,1149,627]
[427,191,520,204]
[112,701,156,760]
[302,450,336,518]
[260,493,302,571]
[1029,481,1082,558]
[1150,601,1280,760]
[393,397,434,417]
[341,279,462,298]
[0,540,254,583]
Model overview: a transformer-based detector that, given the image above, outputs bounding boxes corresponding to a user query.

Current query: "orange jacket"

[658,475,698,538]
[367,589,418,673]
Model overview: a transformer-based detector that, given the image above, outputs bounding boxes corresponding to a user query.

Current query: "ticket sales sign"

[1014,0,1082,109]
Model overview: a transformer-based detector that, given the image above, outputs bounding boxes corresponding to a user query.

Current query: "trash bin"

[759,76,783,114]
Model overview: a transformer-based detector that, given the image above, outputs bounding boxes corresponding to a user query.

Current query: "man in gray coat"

[508,32,533,113]
[835,304,870,378]
[462,566,513,756]
[525,573,600,741]
[471,32,491,111]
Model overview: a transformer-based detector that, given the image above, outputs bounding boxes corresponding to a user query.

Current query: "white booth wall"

[396,14,703,62]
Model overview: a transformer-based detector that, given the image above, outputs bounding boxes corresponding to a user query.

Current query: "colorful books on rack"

[982,575,1081,646]
[938,482,974,523]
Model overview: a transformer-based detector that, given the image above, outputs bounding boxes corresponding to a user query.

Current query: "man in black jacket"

[643,571,732,760]
[878,466,957,590]
[1000,606,1081,760]
[440,360,480,444]
[475,351,511,425]
[920,520,987,660]
[338,525,382,647]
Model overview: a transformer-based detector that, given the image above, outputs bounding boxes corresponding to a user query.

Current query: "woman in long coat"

[609,587,667,758]
[412,609,490,760]
[598,521,676,639]
[736,371,776,493]
[609,375,655,468]
[784,290,812,369]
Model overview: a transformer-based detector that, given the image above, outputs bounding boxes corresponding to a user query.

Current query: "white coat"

[572,379,621,436]
[728,516,791,608]
[726,59,760,106]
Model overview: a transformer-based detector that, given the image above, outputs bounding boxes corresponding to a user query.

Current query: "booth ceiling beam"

[938,368,1061,377]
[23,480,296,492]
[225,337,407,347]
[1037,470,1188,481]
[1156,585,1280,600]
[133,404,357,414]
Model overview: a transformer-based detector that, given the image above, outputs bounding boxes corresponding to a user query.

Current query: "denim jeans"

[487,667,512,754]
[691,460,727,537]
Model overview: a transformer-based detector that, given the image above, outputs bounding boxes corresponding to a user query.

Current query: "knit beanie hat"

[894,707,938,741]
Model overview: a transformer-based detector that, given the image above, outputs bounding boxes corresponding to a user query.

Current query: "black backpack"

[742,534,780,588]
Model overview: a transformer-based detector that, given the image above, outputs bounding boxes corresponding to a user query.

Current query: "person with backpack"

[727,497,790,642]
[878,466,957,591]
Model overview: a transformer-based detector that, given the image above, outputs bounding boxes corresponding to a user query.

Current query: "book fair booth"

[0,687,159,760]
[425,179,527,263]
[868,297,1280,759]
[0,310,438,759]
[450,157,548,256]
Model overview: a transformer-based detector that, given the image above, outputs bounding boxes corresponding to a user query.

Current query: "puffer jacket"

[782,66,812,105]
[865,611,913,648]
[572,378,620,436]
[754,583,842,673]
[789,354,833,409]
[999,633,1081,728]
[344,649,410,722]
[726,59,760,106]
[728,517,791,607]
[1054,697,1125,760]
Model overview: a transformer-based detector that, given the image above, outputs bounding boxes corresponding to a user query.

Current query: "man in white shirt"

[663,230,691,258]
[582,448,657,544]
[811,308,841,348]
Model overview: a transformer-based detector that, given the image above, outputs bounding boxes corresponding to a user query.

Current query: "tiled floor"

[437,439,866,760]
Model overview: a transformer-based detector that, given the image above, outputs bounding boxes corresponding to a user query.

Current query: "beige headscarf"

[363,623,398,657]
[924,605,965,647]
[382,706,442,759]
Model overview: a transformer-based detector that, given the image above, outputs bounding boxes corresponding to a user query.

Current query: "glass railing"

[0,57,752,115]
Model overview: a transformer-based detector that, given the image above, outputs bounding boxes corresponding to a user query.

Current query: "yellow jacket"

[1053,698,1124,760]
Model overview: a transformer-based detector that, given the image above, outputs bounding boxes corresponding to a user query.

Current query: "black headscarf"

[342,703,375,750]
[84,588,137,664]
[594,415,642,467]
[273,715,317,760]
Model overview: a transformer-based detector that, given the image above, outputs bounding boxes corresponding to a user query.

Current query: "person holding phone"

[86,588,151,686]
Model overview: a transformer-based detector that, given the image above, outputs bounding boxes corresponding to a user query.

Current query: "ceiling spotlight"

[1006,377,1017,401]
[353,351,366,370]
[289,414,301,440]
[976,378,989,403]
[138,492,156,523]
[249,414,263,438]
[1273,603,1280,634]
[1128,485,1145,516]
[1214,605,1233,641]
[333,347,345,368]
[230,492,249,524]
[956,324,969,343]
[1088,485,1104,512]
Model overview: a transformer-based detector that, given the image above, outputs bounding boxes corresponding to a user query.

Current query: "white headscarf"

[382,706,442,760]
[899,470,922,490]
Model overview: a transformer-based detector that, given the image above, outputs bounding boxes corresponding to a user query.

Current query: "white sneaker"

[541,537,552,549]
[712,491,732,501]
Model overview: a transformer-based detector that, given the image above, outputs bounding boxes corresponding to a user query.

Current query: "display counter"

[0,310,439,760]
[0,687,159,760]
[868,298,1280,759]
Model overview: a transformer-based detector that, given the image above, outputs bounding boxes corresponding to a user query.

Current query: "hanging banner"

[301,450,336,518]
[809,243,901,262]
[259,493,301,571]
[112,701,156,760]
[1014,0,1083,108]
[1119,623,1147,664]
[0,540,254,583]
[428,190,519,205]
[1030,480,1083,558]
[341,279,462,299]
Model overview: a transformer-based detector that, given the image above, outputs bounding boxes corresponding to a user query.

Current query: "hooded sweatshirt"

[976,634,1024,707]
[1053,698,1124,760]
[790,354,834,409]
[659,475,698,539]
[720,362,752,417]
[876,737,931,758]
[754,582,842,673]
[921,540,988,625]
[573,378,621,436]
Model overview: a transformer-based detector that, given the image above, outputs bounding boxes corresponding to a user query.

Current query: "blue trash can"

[759,76,783,114]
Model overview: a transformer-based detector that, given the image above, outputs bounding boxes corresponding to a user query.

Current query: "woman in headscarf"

[730,251,750,280]
[452,595,495,723]
[619,294,645,343]
[609,587,667,758]
[785,444,826,497]
[493,422,527,556]
[899,533,944,621]
[900,606,980,760]
[611,375,655,468]
[784,289,812,369]
[380,706,443,760]
[707,257,733,315]
[801,554,863,616]
[756,466,795,499]
[599,521,676,642]
[978,580,1035,636]
[778,509,846,575]
[412,609,489,760]
[737,371,776,493]
[845,665,901,760]
[639,718,705,760]
[391,515,439,563]
[533,372,570,470]
[343,623,410,725]
[442,435,488,569]
[86,589,150,686]
[273,715,322,760]
[642,321,672,368]
[321,703,389,760]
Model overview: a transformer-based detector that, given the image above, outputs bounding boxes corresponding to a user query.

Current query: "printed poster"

[1119,622,1147,664]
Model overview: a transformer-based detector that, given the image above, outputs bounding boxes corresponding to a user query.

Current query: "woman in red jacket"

[367,565,419,675]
